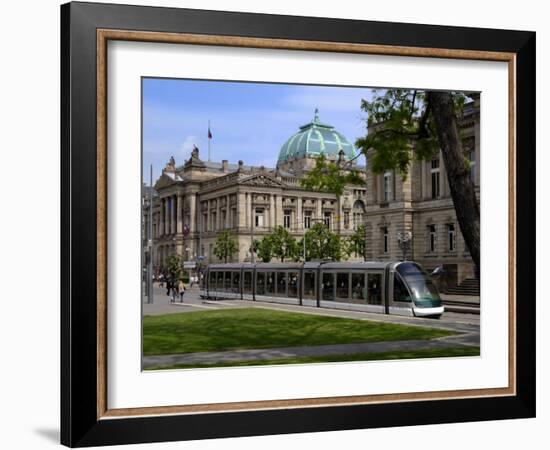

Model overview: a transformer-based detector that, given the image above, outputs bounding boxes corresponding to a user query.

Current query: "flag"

[208,126,212,139]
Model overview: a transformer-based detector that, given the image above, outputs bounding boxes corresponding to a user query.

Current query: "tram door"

[389,270,414,316]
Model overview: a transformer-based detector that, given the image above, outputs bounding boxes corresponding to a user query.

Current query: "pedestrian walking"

[178,279,186,303]
[158,273,164,288]
[167,275,176,303]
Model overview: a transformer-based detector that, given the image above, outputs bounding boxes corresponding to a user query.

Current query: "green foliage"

[302,222,346,261]
[213,230,238,263]
[166,254,184,280]
[255,226,300,262]
[299,153,364,197]
[355,89,469,179]
[256,236,274,262]
[269,226,300,262]
[347,224,367,261]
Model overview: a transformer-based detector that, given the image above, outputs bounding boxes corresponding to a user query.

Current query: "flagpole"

[208,119,211,162]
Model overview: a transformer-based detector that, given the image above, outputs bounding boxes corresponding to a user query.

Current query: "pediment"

[154,172,180,190]
[239,173,286,188]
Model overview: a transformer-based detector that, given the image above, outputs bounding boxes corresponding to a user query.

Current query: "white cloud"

[178,135,200,157]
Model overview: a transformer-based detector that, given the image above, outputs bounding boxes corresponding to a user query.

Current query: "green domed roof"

[278,109,356,163]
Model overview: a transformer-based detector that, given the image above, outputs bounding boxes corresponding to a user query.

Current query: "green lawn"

[143,307,455,356]
[146,346,480,370]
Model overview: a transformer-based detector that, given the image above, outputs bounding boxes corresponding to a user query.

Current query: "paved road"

[142,285,480,368]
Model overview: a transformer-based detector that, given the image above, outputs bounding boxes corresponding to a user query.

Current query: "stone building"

[143,102,479,287]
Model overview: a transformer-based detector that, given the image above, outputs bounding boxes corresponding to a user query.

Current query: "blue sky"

[142,78,375,182]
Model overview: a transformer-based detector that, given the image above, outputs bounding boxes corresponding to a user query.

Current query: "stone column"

[166,197,171,235]
[177,193,183,234]
[275,195,283,227]
[237,192,246,229]
[316,199,322,221]
[216,198,221,231]
[174,194,178,234]
[270,194,275,230]
[189,193,196,233]
[226,195,231,229]
[296,196,303,231]
[247,193,252,228]
[159,199,164,236]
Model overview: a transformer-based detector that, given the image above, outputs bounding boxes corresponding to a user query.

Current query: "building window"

[202,213,207,232]
[383,171,392,202]
[431,158,440,199]
[304,211,312,229]
[469,150,476,184]
[323,211,331,229]
[283,210,291,229]
[255,208,264,227]
[448,224,456,252]
[211,212,217,231]
[382,227,389,254]
[221,210,226,229]
[344,211,350,229]
[428,225,437,252]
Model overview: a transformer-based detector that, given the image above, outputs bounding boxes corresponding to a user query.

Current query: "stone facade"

[143,98,480,286]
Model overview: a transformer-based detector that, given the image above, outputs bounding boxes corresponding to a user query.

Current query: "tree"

[302,222,345,261]
[299,153,363,196]
[256,236,273,262]
[348,224,368,261]
[269,226,300,262]
[213,230,238,263]
[301,89,479,272]
[166,254,183,280]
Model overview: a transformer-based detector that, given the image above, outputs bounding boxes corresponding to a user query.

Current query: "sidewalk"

[143,332,478,369]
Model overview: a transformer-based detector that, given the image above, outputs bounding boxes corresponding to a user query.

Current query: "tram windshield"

[396,263,442,307]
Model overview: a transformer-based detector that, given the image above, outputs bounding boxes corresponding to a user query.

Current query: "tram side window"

[216,271,224,291]
[393,274,411,302]
[243,271,252,294]
[288,272,298,298]
[303,272,316,299]
[266,272,275,295]
[367,273,383,305]
[232,271,240,293]
[256,272,266,295]
[322,272,335,300]
[224,271,232,292]
[209,271,216,290]
[276,272,287,297]
[351,273,365,300]
[336,272,350,299]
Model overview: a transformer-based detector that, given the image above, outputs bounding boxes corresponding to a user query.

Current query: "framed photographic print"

[60,1,536,447]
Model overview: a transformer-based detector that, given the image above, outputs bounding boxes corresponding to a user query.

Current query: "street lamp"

[397,231,412,261]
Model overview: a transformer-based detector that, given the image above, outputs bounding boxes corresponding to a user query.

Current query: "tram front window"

[396,262,442,307]
[393,274,411,302]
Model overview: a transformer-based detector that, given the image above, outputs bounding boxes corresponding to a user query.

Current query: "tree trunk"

[427,92,480,273]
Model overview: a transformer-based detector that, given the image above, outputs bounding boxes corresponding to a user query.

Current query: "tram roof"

[206,261,397,270]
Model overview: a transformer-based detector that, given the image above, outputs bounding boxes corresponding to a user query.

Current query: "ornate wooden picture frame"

[61,1,535,447]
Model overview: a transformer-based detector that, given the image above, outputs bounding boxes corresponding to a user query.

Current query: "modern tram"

[199,261,444,318]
